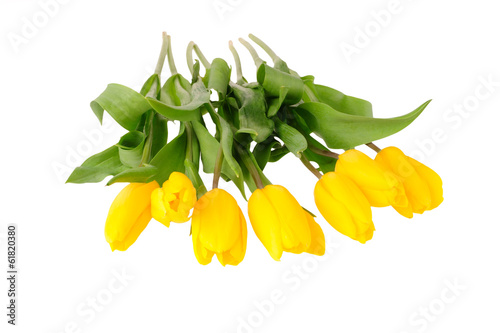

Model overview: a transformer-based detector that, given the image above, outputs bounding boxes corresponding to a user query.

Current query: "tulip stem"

[248,34,280,63]
[300,155,322,179]
[235,143,264,189]
[166,34,178,76]
[185,122,194,162]
[213,143,224,189]
[186,41,195,75]
[229,40,245,85]
[366,142,381,153]
[308,145,339,159]
[146,32,169,98]
[238,38,264,67]
[193,43,211,69]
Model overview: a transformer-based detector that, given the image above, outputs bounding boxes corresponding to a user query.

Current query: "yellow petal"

[304,212,325,256]
[248,188,283,260]
[407,157,444,210]
[150,188,170,227]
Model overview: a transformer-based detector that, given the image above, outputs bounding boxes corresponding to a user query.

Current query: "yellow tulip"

[248,185,323,260]
[151,172,197,226]
[314,172,375,243]
[335,149,408,209]
[375,146,443,218]
[192,189,247,266]
[105,181,159,251]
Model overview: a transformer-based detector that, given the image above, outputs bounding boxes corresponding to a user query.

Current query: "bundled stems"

[300,155,322,179]
[366,142,381,153]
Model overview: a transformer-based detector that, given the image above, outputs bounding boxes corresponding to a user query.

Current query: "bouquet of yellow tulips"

[67,33,443,266]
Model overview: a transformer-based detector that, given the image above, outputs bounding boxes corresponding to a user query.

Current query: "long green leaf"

[294,100,431,149]
[257,64,304,104]
[274,118,307,157]
[207,58,231,98]
[106,165,158,185]
[116,131,145,168]
[149,128,187,184]
[66,146,127,184]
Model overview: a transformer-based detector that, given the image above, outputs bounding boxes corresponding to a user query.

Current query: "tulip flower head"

[375,146,443,218]
[314,172,375,243]
[191,189,247,266]
[248,185,324,260]
[335,149,408,211]
[151,172,197,227]
[105,181,159,251]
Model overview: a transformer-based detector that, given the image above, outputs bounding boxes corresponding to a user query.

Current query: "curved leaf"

[90,84,151,131]
[207,58,231,98]
[257,64,304,104]
[106,165,158,185]
[274,118,307,157]
[149,128,187,184]
[147,80,209,121]
[294,100,431,149]
[116,131,145,168]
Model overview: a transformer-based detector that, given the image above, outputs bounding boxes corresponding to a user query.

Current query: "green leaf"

[184,159,207,199]
[253,138,281,170]
[147,80,209,121]
[150,113,168,158]
[66,146,127,184]
[116,131,145,168]
[140,74,161,97]
[90,84,151,131]
[267,86,289,117]
[160,74,192,106]
[274,118,307,157]
[294,100,431,149]
[207,58,231,98]
[269,146,290,162]
[219,116,241,177]
[106,165,158,185]
[191,121,246,198]
[230,82,274,143]
[314,84,373,117]
[149,128,188,185]
[257,64,304,104]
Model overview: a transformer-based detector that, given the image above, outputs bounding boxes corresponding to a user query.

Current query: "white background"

[1,0,499,332]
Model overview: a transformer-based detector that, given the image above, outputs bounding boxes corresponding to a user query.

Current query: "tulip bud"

[314,172,375,243]
[335,149,408,209]
[248,185,323,260]
[375,146,443,217]
[192,189,247,266]
[105,181,159,251]
[151,172,197,226]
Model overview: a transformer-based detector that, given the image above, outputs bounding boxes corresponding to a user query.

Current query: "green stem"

[308,145,339,159]
[228,40,244,85]
[186,41,195,75]
[248,34,279,63]
[212,143,224,189]
[238,38,263,67]
[146,32,169,98]
[300,154,322,179]
[193,44,211,69]
[185,122,194,162]
[235,143,264,189]
[366,142,381,153]
[139,111,155,166]
[166,35,177,75]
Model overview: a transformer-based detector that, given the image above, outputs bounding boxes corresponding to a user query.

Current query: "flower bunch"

[67,33,442,265]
